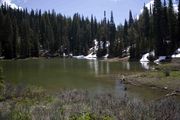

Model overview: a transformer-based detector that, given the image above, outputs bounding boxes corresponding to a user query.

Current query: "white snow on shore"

[140,52,151,69]
[172,54,180,58]
[73,53,97,60]
[172,48,180,58]
[140,53,150,62]
[103,54,109,58]
[140,51,155,62]
[73,39,110,60]
[154,56,166,64]
[84,53,97,59]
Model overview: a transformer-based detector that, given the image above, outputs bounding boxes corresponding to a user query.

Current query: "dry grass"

[0,85,179,120]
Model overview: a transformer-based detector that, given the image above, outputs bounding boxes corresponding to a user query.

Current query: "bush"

[0,68,5,100]
[163,70,170,77]
[10,110,31,120]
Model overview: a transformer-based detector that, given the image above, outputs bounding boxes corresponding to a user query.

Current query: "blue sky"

[12,0,150,25]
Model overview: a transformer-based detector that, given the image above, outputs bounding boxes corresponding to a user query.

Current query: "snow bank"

[154,56,166,64]
[73,53,97,60]
[172,48,180,58]
[84,53,97,59]
[103,54,109,58]
[140,51,155,62]
[172,54,180,58]
[140,53,150,69]
[63,53,68,57]
[140,53,150,62]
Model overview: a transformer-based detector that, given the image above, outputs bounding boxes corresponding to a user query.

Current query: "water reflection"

[106,62,109,74]
[87,60,148,76]
[140,62,150,70]
[122,62,130,70]
[88,59,99,75]
[88,60,110,76]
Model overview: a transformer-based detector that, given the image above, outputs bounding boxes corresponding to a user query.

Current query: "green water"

[0,58,168,100]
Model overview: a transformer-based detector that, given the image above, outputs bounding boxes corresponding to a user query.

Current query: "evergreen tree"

[123,19,128,48]
[19,19,32,58]
[129,10,134,27]
[109,11,116,57]
[161,0,169,55]
[2,14,13,59]
[168,0,177,53]
[0,9,4,56]
[139,5,150,52]
[12,21,20,58]
[178,0,180,47]
[153,0,165,56]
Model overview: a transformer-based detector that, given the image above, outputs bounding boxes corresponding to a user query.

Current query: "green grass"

[126,65,180,91]
[144,70,180,78]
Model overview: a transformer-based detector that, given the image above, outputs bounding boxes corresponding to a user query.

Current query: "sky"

[1,0,151,25]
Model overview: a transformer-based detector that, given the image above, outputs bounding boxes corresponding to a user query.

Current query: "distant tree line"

[0,5,116,59]
[0,0,180,59]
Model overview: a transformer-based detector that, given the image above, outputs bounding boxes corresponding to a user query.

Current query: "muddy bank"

[117,62,180,97]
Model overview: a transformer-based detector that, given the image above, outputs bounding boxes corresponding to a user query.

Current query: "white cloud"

[0,0,22,9]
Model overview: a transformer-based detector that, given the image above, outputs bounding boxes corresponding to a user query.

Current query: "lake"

[0,58,168,100]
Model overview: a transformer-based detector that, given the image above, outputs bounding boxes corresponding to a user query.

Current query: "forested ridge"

[0,0,180,60]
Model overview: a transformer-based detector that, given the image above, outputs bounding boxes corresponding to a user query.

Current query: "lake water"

[0,58,168,100]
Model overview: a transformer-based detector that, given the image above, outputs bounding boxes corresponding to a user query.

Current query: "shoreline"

[101,56,130,62]
[118,62,180,97]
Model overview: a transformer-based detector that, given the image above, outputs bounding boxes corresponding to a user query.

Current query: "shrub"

[163,70,170,77]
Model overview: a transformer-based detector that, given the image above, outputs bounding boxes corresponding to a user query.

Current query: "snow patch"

[140,51,155,62]
[172,54,180,58]
[103,54,109,58]
[154,56,166,64]
[84,53,97,59]
[73,39,110,60]
[140,53,150,62]
[172,48,180,58]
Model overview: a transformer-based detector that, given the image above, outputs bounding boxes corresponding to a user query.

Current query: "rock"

[164,87,168,90]
[124,87,127,91]
[122,75,125,81]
